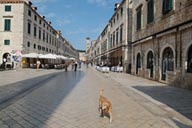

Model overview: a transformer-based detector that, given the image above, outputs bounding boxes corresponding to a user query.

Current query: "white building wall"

[0,3,25,63]
[0,1,78,65]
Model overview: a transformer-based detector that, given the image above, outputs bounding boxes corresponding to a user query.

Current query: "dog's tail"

[100,89,104,96]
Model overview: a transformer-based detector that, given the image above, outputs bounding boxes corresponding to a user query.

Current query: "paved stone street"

[0,66,191,128]
[104,71,192,122]
[0,69,64,108]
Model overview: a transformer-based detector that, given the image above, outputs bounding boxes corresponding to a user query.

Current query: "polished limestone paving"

[0,66,191,128]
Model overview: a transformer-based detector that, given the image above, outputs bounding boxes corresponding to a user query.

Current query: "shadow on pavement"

[133,85,192,120]
[0,70,85,127]
[0,71,61,107]
[172,118,192,128]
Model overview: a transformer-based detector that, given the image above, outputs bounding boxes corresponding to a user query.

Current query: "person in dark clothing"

[74,61,78,71]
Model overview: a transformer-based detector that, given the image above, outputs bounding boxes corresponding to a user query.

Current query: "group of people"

[35,59,84,72]
[71,61,81,71]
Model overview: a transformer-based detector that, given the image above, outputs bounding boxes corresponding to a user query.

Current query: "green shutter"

[4,40,10,45]
[169,0,173,10]
[163,0,173,14]
[147,0,154,24]
[28,23,31,34]
[147,2,150,23]
[162,0,166,14]
[151,0,154,22]
[4,19,11,31]
[137,9,141,30]
[5,5,11,11]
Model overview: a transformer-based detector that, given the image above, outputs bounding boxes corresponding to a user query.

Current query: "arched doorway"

[120,56,123,66]
[2,53,11,63]
[147,51,153,78]
[1,53,11,69]
[136,53,141,74]
[161,47,174,80]
[187,45,192,73]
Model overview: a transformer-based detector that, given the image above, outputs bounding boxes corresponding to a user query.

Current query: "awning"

[56,55,68,60]
[22,53,39,58]
[39,54,57,59]
[69,57,75,60]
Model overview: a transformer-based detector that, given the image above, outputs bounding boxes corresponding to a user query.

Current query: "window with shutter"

[162,0,173,14]
[28,22,31,34]
[137,8,142,30]
[147,0,154,24]
[4,40,10,45]
[4,19,11,31]
[5,5,11,12]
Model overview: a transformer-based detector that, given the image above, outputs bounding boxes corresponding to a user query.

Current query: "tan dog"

[98,89,112,123]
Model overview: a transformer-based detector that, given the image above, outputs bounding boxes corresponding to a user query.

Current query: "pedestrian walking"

[36,60,41,70]
[65,64,68,72]
[74,61,78,71]
[86,61,89,68]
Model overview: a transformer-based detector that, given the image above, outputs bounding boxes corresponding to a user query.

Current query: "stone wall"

[131,0,192,88]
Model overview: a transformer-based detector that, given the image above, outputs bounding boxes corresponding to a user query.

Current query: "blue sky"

[30,0,120,50]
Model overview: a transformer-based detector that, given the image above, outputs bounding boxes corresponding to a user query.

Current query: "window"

[116,29,119,44]
[5,5,11,11]
[162,0,173,14]
[38,45,41,50]
[34,26,37,37]
[121,7,123,16]
[136,53,141,75]
[4,40,10,45]
[27,22,31,34]
[46,33,48,43]
[52,37,54,45]
[4,19,11,31]
[28,10,31,16]
[147,0,154,24]
[136,6,142,30]
[113,32,115,46]
[42,47,45,51]
[137,53,141,68]
[147,51,153,69]
[34,44,36,49]
[39,29,41,39]
[162,47,174,71]
[49,36,52,44]
[120,25,123,42]
[27,42,30,47]
[34,15,37,21]
[43,31,45,41]
[187,45,192,73]
[109,34,112,48]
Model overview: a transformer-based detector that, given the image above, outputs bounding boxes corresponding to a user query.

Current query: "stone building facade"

[92,0,132,72]
[0,0,78,66]
[132,0,192,88]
